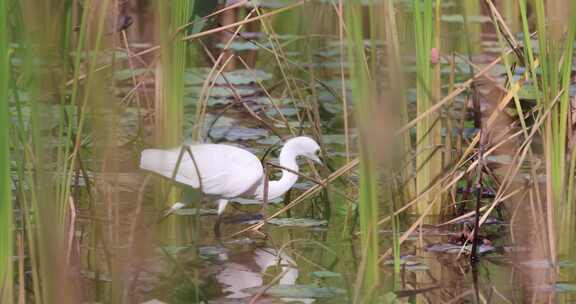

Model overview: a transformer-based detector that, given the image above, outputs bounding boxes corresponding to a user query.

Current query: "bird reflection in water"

[214,247,314,303]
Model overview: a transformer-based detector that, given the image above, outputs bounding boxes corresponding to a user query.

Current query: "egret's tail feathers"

[140,149,179,176]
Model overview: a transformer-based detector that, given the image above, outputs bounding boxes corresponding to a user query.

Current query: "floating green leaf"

[173,208,218,216]
[310,271,342,279]
[243,284,346,298]
[114,68,146,81]
[556,283,576,293]
[266,218,328,227]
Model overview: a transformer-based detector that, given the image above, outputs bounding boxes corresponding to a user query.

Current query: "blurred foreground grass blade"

[20,0,77,302]
[551,1,576,259]
[0,0,13,300]
[157,0,191,147]
[414,0,440,215]
[519,0,576,260]
[346,2,380,302]
[156,0,193,242]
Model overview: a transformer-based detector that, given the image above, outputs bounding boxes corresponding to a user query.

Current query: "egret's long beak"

[311,155,323,165]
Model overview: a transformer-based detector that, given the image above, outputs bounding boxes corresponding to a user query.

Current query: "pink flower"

[431,48,440,65]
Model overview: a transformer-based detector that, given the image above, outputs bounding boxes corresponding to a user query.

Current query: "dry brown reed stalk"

[336,0,350,165]
[193,9,257,140]
[255,15,310,132]
[196,48,284,140]
[237,57,295,134]
[396,45,519,136]
[182,1,308,42]
[176,0,250,33]
[65,1,304,87]
[378,96,526,229]
[437,187,524,226]
[266,162,355,203]
[375,84,540,263]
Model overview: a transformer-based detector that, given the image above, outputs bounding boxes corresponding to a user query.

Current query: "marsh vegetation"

[1,0,576,303]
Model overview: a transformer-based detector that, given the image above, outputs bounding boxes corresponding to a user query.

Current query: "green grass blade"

[0,0,13,300]
[346,2,380,302]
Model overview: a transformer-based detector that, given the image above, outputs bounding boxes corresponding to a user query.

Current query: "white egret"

[139,136,321,236]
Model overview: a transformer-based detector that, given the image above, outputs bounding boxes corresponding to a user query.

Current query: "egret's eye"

[315,150,320,156]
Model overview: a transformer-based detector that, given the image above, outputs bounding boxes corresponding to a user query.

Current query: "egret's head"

[286,136,322,164]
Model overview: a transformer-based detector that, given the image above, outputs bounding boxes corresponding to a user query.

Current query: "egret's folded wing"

[181,144,264,198]
[140,148,201,188]
[141,144,264,198]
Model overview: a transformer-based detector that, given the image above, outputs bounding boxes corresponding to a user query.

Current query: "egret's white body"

[139,136,321,235]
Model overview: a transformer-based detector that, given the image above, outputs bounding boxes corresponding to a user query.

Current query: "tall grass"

[156,0,192,241]
[518,0,576,259]
[0,0,13,301]
[16,0,88,302]
[414,0,442,215]
[346,3,380,302]
[157,0,190,148]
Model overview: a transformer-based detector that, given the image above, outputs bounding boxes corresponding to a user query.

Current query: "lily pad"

[266,218,328,227]
[518,84,541,100]
[273,120,311,129]
[184,68,272,86]
[252,96,300,106]
[173,208,218,216]
[114,68,146,81]
[383,255,430,272]
[215,41,271,51]
[209,127,268,141]
[185,86,258,99]
[559,260,576,268]
[256,135,282,146]
[243,284,346,299]
[322,134,355,145]
[118,107,145,146]
[242,217,327,227]
[320,101,343,114]
[426,243,495,255]
[198,246,228,259]
[310,271,342,279]
[556,283,576,293]
[266,107,300,117]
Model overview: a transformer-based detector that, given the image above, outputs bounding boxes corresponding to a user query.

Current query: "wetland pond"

[8,0,576,303]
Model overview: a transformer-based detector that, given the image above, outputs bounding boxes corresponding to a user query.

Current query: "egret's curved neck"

[265,145,299,200]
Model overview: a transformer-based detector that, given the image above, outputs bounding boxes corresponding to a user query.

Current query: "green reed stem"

[346,3,380,302]
[0,0,13,300]
[414,0,435,214]
[519,0,576,259]
[156,0,192,242]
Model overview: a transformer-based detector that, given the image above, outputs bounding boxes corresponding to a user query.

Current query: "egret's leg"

[214,199,228,238]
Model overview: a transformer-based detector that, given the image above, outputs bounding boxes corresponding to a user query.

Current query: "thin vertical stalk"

[346,3,379,302]
[385,0,414,203]
[156,0,192,240]
[337,0,350,165]
[0,0,13,300]
[520,0,576,260]
[414,0,436,214]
